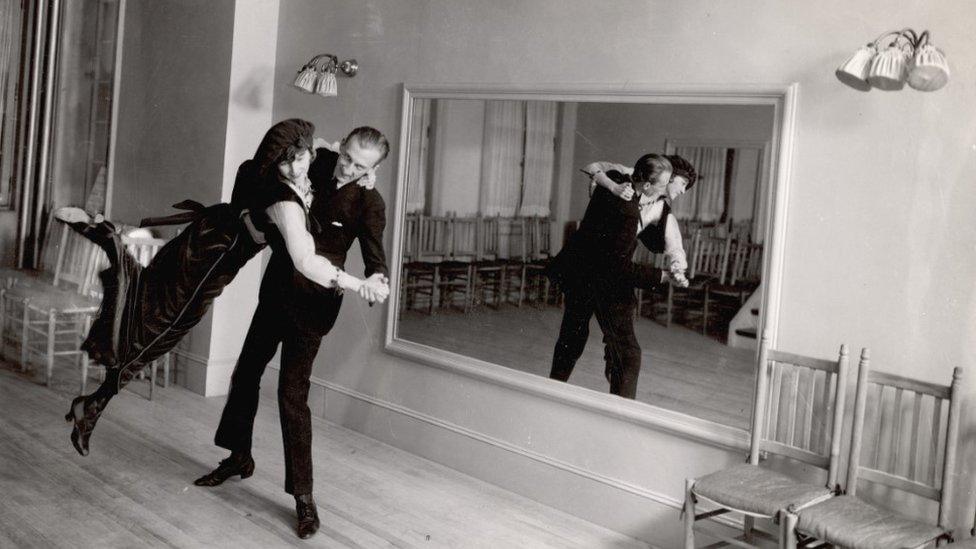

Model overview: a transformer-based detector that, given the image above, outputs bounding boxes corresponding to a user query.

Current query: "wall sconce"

[836,29,949,92]
[293,54,359,97]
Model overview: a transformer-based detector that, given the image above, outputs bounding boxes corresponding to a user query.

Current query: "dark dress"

[80,161,297,392]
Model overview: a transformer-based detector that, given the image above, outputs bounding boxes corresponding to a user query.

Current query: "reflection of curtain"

[673,146,727,222]
[480,101,525,216]
[405,99,431,213]
[0,0,18,207]
[752,150,766,244]
[519,101,557,216]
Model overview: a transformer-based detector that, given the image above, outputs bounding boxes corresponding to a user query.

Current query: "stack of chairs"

[0,218,171,398]
[398,213,558,313]
[1,219,102,388]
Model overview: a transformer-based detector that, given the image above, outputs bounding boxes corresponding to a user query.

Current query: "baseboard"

[266,363,744,537]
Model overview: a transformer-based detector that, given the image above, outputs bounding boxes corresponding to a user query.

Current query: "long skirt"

[80,202,264,393]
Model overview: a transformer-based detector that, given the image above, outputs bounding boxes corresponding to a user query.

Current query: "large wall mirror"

[386,84,797,443]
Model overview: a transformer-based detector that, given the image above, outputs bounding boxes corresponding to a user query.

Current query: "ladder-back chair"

[783,358,963,549]
[474,214,504,308]
[684,332,851,548]
[437,215,477,312]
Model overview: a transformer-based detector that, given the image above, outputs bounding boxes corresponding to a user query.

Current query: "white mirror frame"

[385,83,799,451]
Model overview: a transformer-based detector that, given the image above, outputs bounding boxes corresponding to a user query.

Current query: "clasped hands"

[358,273,390,304]
[666,265,689,288]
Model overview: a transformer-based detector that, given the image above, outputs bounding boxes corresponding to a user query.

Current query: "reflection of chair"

[660,231,731,333]
[501,217,528,307]
[783,359,962,549]
[473,215,504,308]
[4,221,102,386]
[683,332,850,548]
[633,246,665,319]
[523,216,553,306]
[437,215,477,312]
[703,241,763,333]
[401,214,448,314]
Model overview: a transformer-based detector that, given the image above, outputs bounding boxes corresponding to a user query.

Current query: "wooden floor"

[398,306,756,430]
[0,360,649,549]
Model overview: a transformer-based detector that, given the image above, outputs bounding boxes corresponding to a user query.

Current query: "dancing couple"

[60,118,390,539]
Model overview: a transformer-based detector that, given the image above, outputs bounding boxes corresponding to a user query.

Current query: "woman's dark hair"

[254,118,316,176]
[666,154,698,190]
[344,126,390,163]
[631,153,672,184]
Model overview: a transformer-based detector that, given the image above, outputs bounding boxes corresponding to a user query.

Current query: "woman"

[61,119,374,456]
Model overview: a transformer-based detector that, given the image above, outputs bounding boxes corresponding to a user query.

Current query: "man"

[583,154,698,280]
[194,126,391,539]
[546,154,697,399]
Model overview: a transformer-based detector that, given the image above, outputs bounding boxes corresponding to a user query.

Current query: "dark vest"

[259,149,388,310]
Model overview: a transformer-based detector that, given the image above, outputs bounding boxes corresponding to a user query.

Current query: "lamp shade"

[836,45,876,91]
[293,67,317,93]
[867,45,910,90]
[907,44,950,91]
[314,71,338,97]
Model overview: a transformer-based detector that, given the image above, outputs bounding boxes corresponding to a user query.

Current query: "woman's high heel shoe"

[65,395,104,457]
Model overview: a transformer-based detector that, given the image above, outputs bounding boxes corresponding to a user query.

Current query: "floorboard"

[397,306,756,429]
[0,360,650,548]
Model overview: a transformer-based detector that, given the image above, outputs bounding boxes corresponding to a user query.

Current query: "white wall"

[267,1,976,544]
[106,0,972,545]
[205,0,280,396]
[569,103,775,222]
[112,0,236,392]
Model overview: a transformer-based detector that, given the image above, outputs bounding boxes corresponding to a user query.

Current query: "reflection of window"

[404,99,431,213]
[53,0,122,214]
[667,140,769,244]
[0,0,26,209]
[481,100,557,217]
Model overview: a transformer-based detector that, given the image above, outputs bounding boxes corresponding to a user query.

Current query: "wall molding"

[268,363,742,531]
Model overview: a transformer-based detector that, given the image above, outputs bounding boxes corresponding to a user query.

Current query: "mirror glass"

[393,95,777,430]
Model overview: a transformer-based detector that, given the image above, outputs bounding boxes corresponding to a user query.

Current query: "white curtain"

[404,99,431,213]
[518,101,557,217]
[480,101,525,216]
[672,146,728,222]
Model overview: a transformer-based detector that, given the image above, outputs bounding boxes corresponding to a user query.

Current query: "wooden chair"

[683,332,850,548]
[473,214,505,308]
[436,215,477,312]
[398,212,421,315]
[401,214,449,314]
[5,223,102,386]
[783,357,963,549]
[523,216,554,306]
[501,217,529,307]
[703,241,764,335]
[658,231,731,332]
[633,245,666,319]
